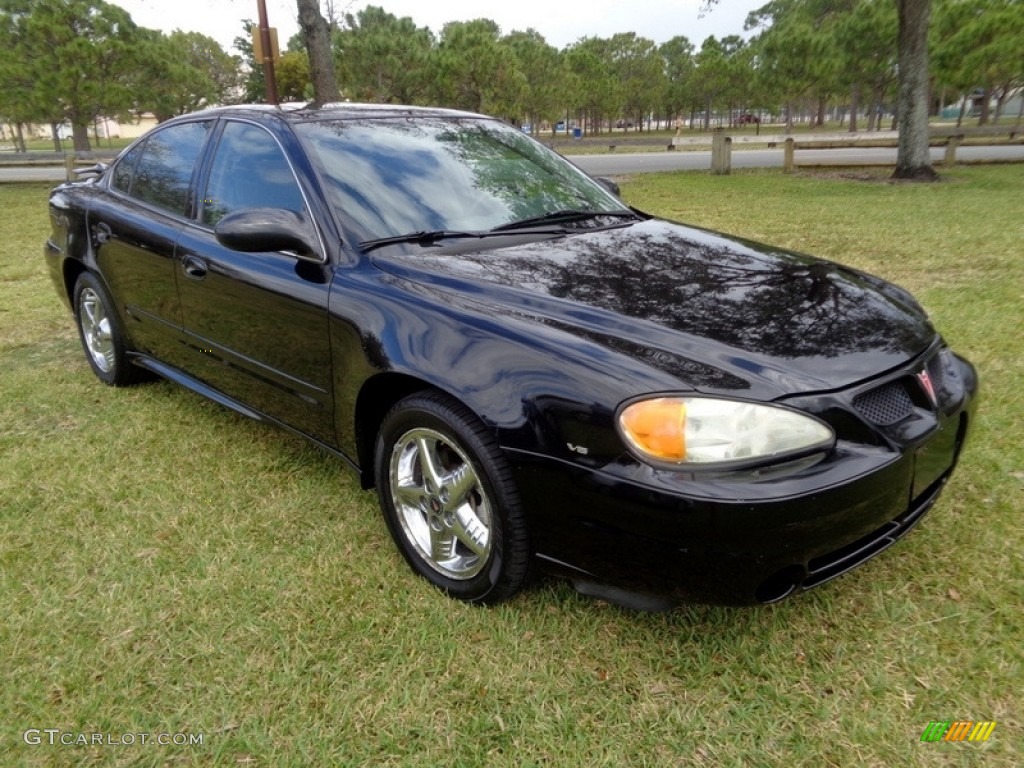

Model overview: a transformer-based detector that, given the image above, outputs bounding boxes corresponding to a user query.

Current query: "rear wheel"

[73,272,143,386]
[374,392,530,604]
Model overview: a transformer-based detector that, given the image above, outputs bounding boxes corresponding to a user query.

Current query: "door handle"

[93,222,111,245]
[182,254,208,279]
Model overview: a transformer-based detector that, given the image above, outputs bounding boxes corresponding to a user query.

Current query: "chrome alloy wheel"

[78,287,115,373]
[388,427,493,580]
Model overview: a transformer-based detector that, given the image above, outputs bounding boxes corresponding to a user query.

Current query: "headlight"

[617,396,834,468]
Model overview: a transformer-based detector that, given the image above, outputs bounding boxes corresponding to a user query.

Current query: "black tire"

[374,391,531,604]
[72,272,143,387]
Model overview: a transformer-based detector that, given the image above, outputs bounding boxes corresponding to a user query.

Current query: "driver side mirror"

[594,176,621,196]
[214,208,322,262]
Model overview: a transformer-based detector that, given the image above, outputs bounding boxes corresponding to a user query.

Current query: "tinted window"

[296,118,624,241]
[110,144,142,194]
[130,121,211,215]
[201,121,305,227]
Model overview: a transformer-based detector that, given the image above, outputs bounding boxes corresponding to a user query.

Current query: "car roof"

[177,102,489,124]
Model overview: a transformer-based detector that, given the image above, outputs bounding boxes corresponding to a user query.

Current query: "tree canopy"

[2,0,1020,158]
[321,0,1021,140]
[0,0,237,150]
[0,0,142,150]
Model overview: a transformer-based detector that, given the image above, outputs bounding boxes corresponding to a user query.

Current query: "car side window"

[110,144,143,194]
[201,122,306,227]
[124,121,211,215]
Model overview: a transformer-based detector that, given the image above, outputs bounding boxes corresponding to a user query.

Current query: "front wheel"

[374,392,531,604]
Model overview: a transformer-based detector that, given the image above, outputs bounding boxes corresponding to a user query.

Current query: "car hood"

[371,219,936,398]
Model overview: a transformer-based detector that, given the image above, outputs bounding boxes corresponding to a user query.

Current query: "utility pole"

[256,0,279,105]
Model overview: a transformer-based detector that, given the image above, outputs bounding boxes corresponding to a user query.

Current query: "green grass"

[2,169,1021,766]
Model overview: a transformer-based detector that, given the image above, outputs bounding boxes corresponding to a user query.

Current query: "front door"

[175,120,334,445]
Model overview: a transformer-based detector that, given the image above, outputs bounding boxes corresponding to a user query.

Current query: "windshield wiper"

[361,230,486,252]
[489,209,639,232]
[360,226,571,253]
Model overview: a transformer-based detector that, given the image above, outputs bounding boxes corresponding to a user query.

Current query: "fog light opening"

[755,566,805,604]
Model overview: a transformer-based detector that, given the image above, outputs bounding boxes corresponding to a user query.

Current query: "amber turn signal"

[618,398,688,461]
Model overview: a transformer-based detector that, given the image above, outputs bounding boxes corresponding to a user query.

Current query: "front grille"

[853,380,915,425]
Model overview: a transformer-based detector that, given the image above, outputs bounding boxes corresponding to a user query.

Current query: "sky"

[109,0,767,54]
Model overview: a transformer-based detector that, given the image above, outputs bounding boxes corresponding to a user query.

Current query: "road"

[2,144,1022,183]
[0,165,75,182]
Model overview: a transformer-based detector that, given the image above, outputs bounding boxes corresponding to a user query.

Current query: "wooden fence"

[679,126,1022,174]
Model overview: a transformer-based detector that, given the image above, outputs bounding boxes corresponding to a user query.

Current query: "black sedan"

[45,104,977,608]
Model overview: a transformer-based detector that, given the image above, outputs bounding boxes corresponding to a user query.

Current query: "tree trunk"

[71,122,91,152]
[977,86,991,126]
[957,98,966,127]
[50,123,62,152]
[867,83,886,131]
[296,0,340,103]
[15,122,26,153]
[994,83,1010,123]
[893,0,936,180]
[816,95,827,128]
[849,84,860,133]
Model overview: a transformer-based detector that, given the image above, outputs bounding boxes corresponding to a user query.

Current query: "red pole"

[256,0,279,104]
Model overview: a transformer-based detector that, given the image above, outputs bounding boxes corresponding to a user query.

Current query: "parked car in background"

[45,103,977,609]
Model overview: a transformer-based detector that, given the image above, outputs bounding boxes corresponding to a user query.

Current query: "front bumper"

[509,349,978,605]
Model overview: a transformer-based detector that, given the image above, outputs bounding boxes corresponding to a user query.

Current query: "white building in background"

[940,88,1024,121]
[33,114,159,141]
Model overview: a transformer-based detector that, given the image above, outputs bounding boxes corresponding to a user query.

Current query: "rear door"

[91,120,213,366]
[174,119,335,444]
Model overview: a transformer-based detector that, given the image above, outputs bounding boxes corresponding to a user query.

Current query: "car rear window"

[120,121,212,216]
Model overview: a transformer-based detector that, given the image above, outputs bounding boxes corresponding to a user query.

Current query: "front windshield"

[295,116,626,243]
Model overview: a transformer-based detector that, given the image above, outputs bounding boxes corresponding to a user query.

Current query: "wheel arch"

[353,372,467,490]
[62,258,89,308]
[48,184,97,308]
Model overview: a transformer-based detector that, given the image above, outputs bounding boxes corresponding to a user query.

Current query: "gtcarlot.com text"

[23,729,204,747]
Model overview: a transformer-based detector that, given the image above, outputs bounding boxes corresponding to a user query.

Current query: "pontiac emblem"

[916,369,938,408]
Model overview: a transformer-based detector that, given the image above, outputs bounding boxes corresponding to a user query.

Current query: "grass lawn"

[1,168,1020,766]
